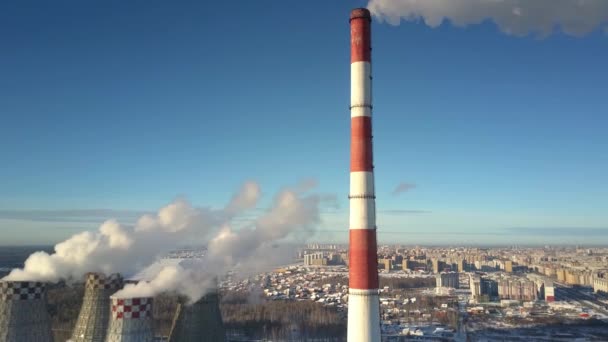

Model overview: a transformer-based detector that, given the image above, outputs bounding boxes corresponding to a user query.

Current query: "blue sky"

[0,1,606,245]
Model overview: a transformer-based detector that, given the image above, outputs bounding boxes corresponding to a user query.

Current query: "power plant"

[71,273,124,342]
[0,275,228,341]
[168,291,226,342]
[0,281,53,342]
[0,7,382,342]
[105,296,154,342]
[348,8,381,342]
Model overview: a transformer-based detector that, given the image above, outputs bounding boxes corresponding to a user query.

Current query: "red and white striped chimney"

[348,8,381,342]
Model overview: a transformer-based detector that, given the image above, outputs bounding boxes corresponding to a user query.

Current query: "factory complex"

[0,272,226,342]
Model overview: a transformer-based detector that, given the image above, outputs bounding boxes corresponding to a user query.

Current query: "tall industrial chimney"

[348,8,381,342]
[71,273,124,342]
[104,296,154,342]
[167,291,226,342]
[0,281,53,342]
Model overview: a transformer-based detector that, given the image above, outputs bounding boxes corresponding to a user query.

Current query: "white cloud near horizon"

[0,209,148,224]
[2,207,607,246]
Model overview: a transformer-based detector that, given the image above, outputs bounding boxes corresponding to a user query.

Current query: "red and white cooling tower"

[348,8,381,342]
[105,297,154,342]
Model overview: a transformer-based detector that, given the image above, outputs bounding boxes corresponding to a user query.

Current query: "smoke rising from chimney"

[367,0,608,37]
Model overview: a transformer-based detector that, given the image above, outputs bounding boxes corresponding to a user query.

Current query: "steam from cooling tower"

[3,180,329,303]
[367,0,608,36]
[114,184,327,301]
[4,181,260,283]
[112,263,216,302]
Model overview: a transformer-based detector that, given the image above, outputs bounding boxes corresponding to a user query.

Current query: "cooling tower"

[104,297,153,342]
[348,8,381,342]
[0,281,53,342]
[168,292,226,342]
[71,273,124,342]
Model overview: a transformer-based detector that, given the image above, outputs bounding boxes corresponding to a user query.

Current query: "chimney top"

[350,8,371,22]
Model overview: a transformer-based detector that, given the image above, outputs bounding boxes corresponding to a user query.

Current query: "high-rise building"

[544,281,555,302]
[498,278,537,301]
[436,272,459,289]
[431,259,444,274]
[457,259,466,272]
[594,273,608,294]
[304,252,325,266]
[504,260,513,273]
[470,275,481,300]
[378,258,391,271]
[480,278,498,297]
[556,269,566,282]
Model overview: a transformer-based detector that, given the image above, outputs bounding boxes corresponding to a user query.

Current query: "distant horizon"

[1,205,607,245]
[1,242,607,248]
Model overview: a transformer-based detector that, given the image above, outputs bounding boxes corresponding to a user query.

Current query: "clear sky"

[1,1,606,245]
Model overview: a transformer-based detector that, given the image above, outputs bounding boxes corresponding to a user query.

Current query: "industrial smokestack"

[167,291,226,342]
[0,281,53,342]
[348,8,381,342]
[104,297,153,342]
[71,273,124,342]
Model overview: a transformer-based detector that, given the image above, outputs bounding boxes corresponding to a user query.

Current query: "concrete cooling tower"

[0,281,53,342]
[168,292,226,342]
[105,297,153,342]
[71,273,124,342]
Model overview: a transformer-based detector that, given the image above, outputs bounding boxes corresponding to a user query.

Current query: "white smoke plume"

[113,183,328,301]
[367,0,608,37]
[113,263,217,302]
[3,181,261,282]
[4,180,329,303]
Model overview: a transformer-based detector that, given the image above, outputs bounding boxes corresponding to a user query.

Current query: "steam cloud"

[4,181,327,302]
[114,185,325,300]
[367,0,608,37]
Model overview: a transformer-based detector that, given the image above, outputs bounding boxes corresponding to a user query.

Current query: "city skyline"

[1,1,607,245]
